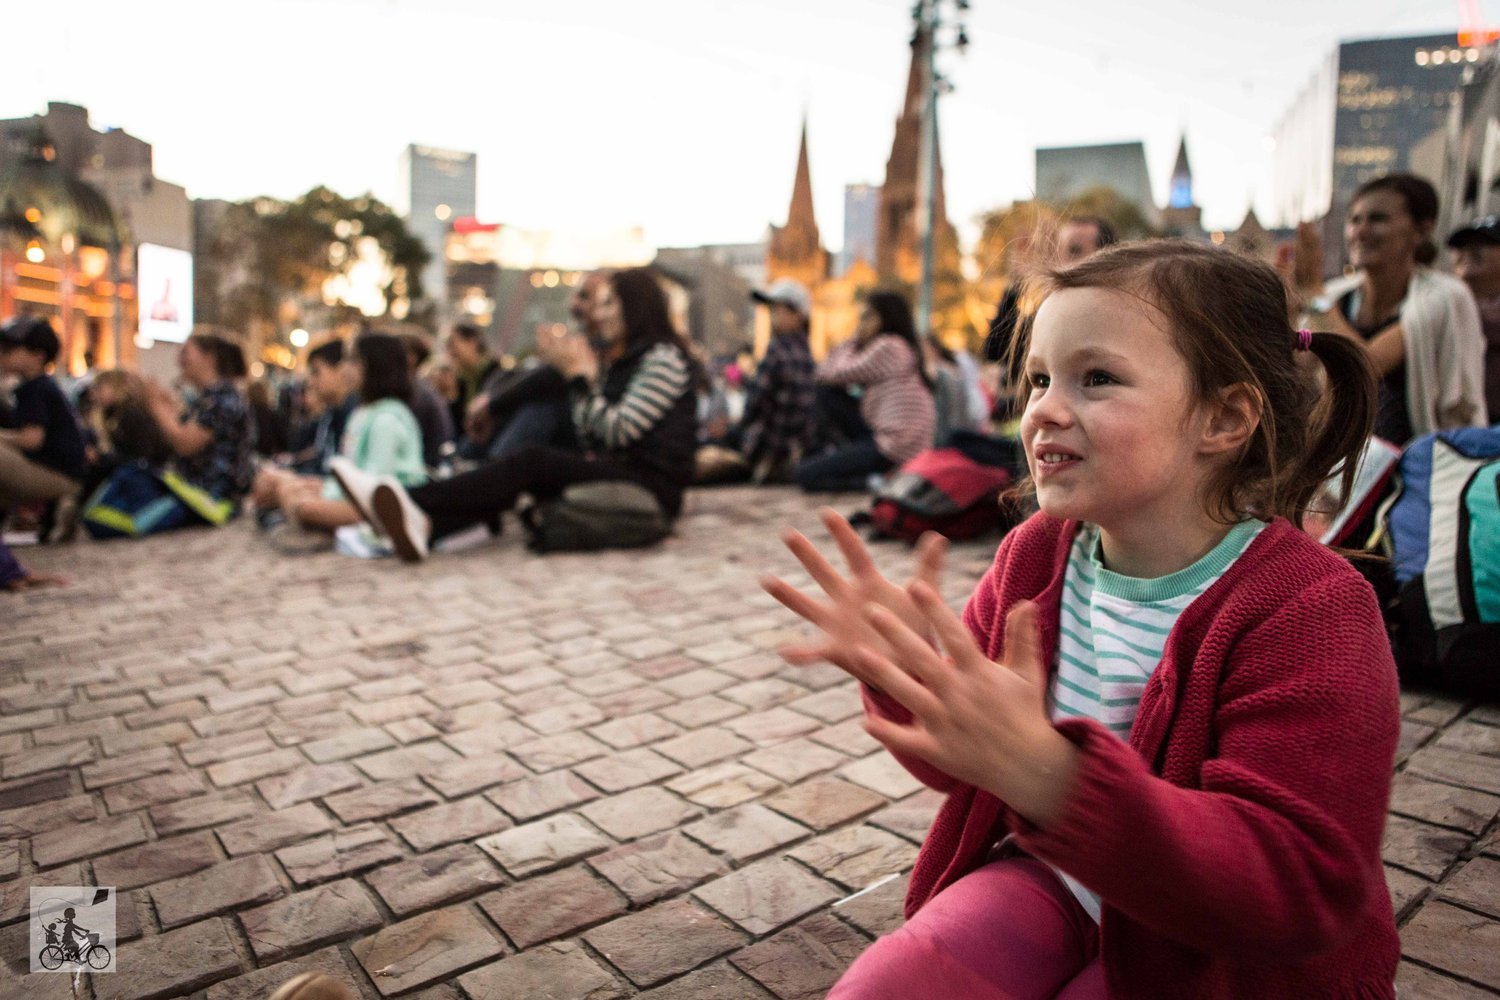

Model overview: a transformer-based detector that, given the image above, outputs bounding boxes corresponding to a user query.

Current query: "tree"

[197,186,431,359]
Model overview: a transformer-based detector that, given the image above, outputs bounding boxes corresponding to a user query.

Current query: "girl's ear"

[1201,382,1262,457]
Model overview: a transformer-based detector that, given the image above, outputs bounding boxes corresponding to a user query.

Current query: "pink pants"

[828,858,1106,999]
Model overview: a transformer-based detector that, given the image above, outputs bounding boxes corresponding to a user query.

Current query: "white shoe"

[328,457,381,532]
[371,477,430,563]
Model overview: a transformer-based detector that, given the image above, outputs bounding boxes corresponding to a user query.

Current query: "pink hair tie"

[1295,328,1313,351]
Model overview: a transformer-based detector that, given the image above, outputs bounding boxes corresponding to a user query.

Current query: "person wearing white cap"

[729,278,818,482]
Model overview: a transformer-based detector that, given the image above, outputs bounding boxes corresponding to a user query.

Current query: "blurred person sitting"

[259,332,426,535]
[403,332,456,471]
[1295,173,1486,442]
[697,282,817,484]
[445,323,501,456]
[462,271,612,462]
[795,290,935,492]
[78,369,173,502]
[331,268,700,561]
[1446,214,1500,422]
[145,332,256,513]
[0,316,86,540]
[250,338,357,520]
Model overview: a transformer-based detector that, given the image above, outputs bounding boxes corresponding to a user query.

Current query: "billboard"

[137,243,193,344]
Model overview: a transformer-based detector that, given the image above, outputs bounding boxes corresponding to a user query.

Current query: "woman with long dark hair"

[334,268,701,560]
[796,289,936,491]
[262,332,427,534]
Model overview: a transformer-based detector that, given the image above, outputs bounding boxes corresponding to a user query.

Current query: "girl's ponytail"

[1290,331,1377,524]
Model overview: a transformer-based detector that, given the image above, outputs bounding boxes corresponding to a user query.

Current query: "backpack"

[867,447,1014,544]
[1377,427,1500,698]
[81,462,235,539]
[520,480,671,553]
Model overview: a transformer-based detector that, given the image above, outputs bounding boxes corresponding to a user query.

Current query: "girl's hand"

[760,508,947,675]
[856,592,1080,827]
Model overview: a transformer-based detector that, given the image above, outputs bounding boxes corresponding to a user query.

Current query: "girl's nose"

[1023,385,1072,428]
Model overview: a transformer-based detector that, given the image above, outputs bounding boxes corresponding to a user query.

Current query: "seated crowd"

[2,173,1495,576]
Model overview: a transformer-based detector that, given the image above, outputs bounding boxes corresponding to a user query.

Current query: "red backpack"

[868,448,1015,544]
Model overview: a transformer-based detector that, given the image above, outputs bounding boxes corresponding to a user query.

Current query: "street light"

[912,0,969,336]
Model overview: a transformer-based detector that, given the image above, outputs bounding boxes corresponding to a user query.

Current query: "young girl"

[268,332,426,533]
[765,241,1401,998]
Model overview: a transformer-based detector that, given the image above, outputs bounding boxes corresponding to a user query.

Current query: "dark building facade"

[1271,33,1476,233]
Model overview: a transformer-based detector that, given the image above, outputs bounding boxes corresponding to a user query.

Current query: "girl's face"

[592,284,627,346]
[177,341,216,387]
[350,356,367,394]
[1021,287,1219,545]
[1346,190,1429,272]
[856,307,881,344]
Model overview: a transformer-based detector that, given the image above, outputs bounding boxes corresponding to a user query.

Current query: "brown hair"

[186,330,248,379]
[1012,240,1376,527]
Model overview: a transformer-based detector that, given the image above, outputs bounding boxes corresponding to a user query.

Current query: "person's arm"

[1009,572,1398,961]
[0,425,43,451]
[572,344,691,449]
[147,387,213,457]
[816,336,908,386]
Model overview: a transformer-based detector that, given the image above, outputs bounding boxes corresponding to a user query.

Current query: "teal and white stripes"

[1046,518,1263,923]
[1050,520,1263,740]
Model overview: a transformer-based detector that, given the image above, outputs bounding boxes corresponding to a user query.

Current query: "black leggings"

[409,445,650,541]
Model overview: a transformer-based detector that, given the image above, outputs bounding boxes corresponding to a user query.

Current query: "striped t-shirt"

[1048,518,1264,920]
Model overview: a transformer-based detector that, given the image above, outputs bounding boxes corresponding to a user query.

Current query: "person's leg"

[407,445,632,542]
[814,384,869,444]
[828,858,1097,1000]
[794,437,893,492]
[287,497,360,532]
[486,399,570,462]
[0,441,80,506]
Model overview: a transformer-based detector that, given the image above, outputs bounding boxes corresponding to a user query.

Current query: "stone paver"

[8,486,1500,997]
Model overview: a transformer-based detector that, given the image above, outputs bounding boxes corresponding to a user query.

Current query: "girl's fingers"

[759,575,833,628]
[912,531,948,590]
[780,529,849,600]
[861,603,947,693]
[863,712,941,766]
[822,507,878,579]
[1001,601,1047,688]
[852,642,943,718]
[909,581,987,671]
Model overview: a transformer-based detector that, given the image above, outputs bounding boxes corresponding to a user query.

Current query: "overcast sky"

[16,0,1473,251]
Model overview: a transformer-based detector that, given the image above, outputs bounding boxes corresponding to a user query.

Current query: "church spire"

[786,116,817,241]
[1168,136,1193,210]
[877,24,950,283]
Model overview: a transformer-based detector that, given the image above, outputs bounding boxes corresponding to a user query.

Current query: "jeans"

[408,444,650,542]
[485,398,576,462]
[794,437,893,492]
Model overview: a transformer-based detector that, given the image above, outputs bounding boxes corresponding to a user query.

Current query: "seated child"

[0,316,86,538]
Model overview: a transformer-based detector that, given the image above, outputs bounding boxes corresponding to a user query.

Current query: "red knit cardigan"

[867,514,1401,999]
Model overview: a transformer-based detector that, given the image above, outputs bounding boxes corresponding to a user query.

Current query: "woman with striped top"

[335,268,700,561]
[795,290,936,492]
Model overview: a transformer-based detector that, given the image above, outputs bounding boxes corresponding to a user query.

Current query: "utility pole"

[914,0,969,336]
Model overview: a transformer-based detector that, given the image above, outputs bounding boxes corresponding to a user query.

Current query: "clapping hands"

[761,509,1079,826]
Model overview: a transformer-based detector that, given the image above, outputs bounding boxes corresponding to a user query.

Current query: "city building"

[1035,141,1159,228]
[840,182,880,276]
[1269,33,1477,237]
[0,102,191,375]
[653,246,756,359]
[1415,46,1500,240]
[399,144,476,315]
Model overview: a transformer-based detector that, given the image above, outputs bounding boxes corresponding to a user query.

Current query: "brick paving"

[2,484,1498,998]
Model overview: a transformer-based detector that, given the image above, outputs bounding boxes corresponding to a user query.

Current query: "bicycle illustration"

[39,917,111,970]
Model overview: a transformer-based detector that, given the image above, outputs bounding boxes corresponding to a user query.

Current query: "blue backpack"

[1379,427,1500,697]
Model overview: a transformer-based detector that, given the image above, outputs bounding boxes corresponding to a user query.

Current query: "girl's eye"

[1026,372,1050,390]
[1084,370,1117,387]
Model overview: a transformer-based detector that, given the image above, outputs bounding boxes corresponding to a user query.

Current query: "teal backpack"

[1378,428,1500,698]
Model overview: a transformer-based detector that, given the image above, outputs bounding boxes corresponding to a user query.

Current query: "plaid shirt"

[739,330,816,466]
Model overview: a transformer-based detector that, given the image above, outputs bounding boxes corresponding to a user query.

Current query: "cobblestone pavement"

[4,485,1499,999]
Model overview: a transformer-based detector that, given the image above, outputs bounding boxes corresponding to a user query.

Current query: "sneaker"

[328,457,381,532]
[371,477,430,563]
